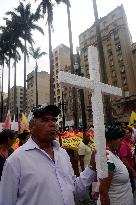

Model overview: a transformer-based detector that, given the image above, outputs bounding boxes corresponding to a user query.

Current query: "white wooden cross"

[58,46,122,178]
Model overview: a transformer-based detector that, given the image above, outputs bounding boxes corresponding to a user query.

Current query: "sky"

[0,0,136,92]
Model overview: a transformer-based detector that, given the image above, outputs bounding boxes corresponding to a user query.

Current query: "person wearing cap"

[98,124,134,205]
[0,104,96,205]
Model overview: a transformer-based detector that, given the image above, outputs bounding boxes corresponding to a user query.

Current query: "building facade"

[79,5,136,123]
[132,42,136,80]
[0,93,8,121]
[52,44,78,127]
[27,71,50,113]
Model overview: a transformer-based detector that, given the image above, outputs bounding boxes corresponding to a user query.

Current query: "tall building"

[52,44,76,127]
[0,92,8,121]
[79,5,136,123]
[132,42,136,80]
[9,86,24,120]
[27,71,50,113]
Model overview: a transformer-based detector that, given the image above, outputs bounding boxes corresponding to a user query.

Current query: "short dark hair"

[125,127,132,134]
[105,124,124,142]
[0,129,16,144]
[18,131,30,141]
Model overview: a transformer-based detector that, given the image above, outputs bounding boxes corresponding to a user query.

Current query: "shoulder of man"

[6,146,25,164]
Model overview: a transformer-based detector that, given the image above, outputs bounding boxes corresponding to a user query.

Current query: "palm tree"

[35,0,55,105]
[6,2,44,112]
[0,38,6,122]
[0,26,13,112]
[5,16,25,120]
[57,0,79,129]
[35,0,68,105]
[29,46,46,106]
[35,0,78,128]
[0,16,25,119]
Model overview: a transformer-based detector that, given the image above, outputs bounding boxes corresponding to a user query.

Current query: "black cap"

[31,105,60,118]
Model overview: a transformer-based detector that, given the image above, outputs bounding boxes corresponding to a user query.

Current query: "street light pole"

[61,88,65,131]
[92,0,113,123]
[76,48,87,133]
[66,4,78,130]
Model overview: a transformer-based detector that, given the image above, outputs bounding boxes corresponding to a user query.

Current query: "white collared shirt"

[0,138,96,205]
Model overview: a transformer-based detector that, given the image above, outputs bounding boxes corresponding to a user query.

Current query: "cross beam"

[58,46,122,178]
[59,71,122,97]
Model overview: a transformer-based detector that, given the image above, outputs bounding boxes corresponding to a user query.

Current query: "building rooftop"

[79,4,124,38]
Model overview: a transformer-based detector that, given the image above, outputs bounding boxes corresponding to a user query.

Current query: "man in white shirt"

[0,104,96,205]
[78,133,92,172]
[78,132,94,204]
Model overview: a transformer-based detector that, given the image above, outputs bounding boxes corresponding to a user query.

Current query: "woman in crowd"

[18,130,31,146]
[98,125,134,205]
[0,129,16,180]
[118,127,136,193]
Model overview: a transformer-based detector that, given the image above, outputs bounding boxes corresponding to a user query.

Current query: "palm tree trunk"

[0,63,4,122]
[14,54,17,120]
[66,4,78,129]
[77,50,87,133]
[7,57,11,111]
[48,22,54,105]
[92,0,113,123]
[23,39,27,113]
[35,61,38,106]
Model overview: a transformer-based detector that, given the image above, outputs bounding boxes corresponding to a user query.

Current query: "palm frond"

[31,24,44,35]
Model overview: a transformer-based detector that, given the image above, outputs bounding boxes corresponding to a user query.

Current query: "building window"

[112,14,115,20]
[124,85,128,91]
[108,55,113,61]
[114,32,119,40]
[123,77,127,85]
[103,21,107,27]
[69,91,72,97]
[118,54,123,62]
[112,70,116,78]
[57,96,60,102]
[84,55,88,62]
[109,60,114,66]
[113,81,117,86]
[124,91,129,97]
[55,51,58,56]
[120,65,125,73]
[55,56,58,61]
[116,43,121,51]
[108,49,112,55]
[57,89,60,95]
[84,42,87,47]
[113,21,118,27]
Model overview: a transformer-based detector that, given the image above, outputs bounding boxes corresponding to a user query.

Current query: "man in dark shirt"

[0,129,16,180]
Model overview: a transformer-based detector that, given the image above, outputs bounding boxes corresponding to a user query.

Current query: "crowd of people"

[0,104,136,205]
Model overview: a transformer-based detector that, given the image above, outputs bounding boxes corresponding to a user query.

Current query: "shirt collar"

[22,137,60,151]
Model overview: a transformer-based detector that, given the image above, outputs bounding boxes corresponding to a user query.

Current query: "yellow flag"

[129,111,136,126]
[21,113,29,132]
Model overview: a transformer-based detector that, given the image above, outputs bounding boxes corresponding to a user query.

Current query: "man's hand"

[89,150,96,172]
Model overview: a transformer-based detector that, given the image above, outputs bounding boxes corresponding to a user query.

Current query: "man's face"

[30,113,58,143]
